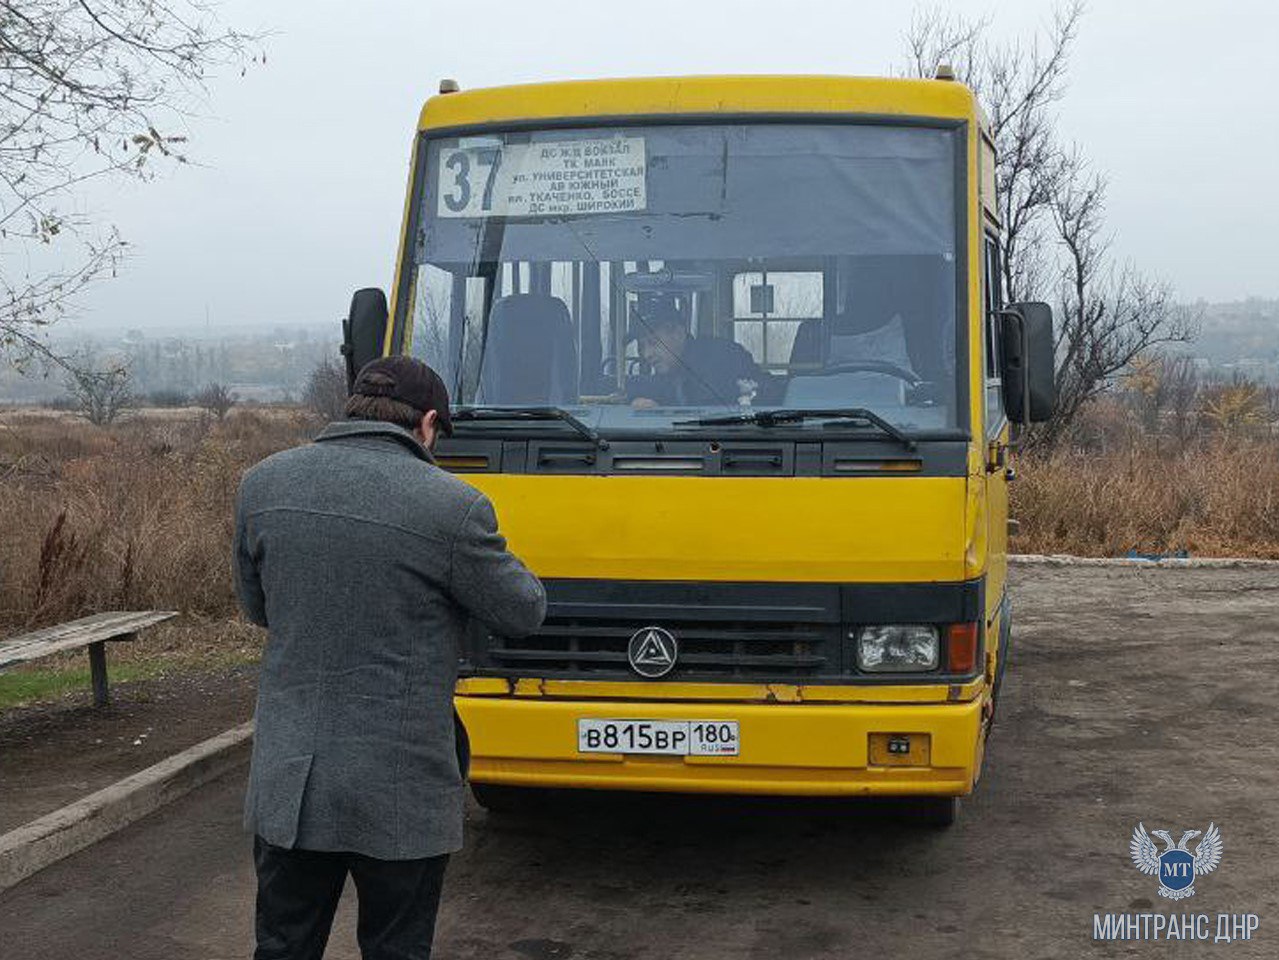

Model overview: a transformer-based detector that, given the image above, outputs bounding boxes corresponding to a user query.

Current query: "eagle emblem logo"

[1130,822,1223,900]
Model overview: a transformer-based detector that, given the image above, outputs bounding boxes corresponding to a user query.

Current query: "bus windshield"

[407,121,963,436]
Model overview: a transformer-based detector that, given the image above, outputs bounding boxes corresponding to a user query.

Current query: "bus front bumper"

[457,695,985,797]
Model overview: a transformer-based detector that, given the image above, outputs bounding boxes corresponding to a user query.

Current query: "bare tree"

[1122,351,1200,448]
[1163,356,1201,447]
[64,359,134,425]
[303,358,347,421]
[1122,354,1165,435]
[903,3,1193,445]
[195,381,237,419]
[903,8,990,88]
[1046,158,1195,441]
[904,2,1083,302]
[1,1,258,368]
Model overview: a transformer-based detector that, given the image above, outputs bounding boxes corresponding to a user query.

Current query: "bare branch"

[1,0,260,364]
[905,3,1193,447]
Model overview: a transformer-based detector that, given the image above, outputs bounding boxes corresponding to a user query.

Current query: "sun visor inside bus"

[418,125,957,265]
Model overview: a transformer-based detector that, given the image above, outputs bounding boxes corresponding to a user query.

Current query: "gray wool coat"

[233,419,546,860]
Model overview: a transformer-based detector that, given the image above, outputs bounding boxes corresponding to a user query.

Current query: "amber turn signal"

[947,622,979,674]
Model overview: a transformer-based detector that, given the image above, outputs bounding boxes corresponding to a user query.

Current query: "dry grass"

[0,407,315,632]
[1011,436,1279,559]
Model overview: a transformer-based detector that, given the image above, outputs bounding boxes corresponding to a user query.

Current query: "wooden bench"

[0,611,177,707]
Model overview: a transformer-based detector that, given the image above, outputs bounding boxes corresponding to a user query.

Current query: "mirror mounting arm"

[998,307,1033,436]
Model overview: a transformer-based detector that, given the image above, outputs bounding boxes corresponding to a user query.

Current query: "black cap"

[626,296,685,343]
[352,356,453,436]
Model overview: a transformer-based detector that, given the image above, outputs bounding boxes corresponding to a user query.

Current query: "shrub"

[195,382,238,420]
[63,364,134,425]
[303,359,347,422]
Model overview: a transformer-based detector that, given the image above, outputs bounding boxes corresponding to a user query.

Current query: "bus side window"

[983,236,1006,437]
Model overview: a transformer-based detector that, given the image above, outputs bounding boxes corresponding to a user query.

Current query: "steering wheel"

[602,357,654,383]
[819,360,922,385]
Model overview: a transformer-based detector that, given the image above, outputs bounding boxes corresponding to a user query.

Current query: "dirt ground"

[0,663,258,833]
[2,565,1277,959]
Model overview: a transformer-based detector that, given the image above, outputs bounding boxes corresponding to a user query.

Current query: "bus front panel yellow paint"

[459,695,984,796]
[461,474,970,584]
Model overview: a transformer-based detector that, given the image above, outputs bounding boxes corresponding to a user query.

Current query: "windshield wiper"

[452,406,607,448]
[674,407,915,450]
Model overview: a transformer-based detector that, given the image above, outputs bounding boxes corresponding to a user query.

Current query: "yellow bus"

[342,74,1055,825]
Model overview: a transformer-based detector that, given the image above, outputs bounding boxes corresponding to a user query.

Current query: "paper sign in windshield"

[436,137,646,218]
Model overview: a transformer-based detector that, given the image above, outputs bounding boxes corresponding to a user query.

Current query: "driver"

[627,301,764,408]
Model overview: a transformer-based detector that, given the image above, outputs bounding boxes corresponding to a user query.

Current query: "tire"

[470,783,543,814]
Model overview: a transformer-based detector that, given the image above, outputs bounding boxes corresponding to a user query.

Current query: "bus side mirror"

[341,288,389,392]
[1000,302,1055,423]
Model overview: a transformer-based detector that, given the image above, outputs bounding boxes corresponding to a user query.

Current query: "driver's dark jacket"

[627,336,764,406]
[233,420,546,860]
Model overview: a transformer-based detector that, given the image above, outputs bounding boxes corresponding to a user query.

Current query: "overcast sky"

[53,0,1279,334]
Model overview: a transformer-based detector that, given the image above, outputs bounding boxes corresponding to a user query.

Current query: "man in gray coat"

[234,356,545,960]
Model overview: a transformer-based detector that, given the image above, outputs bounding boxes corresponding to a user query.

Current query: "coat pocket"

[246,752,314,849]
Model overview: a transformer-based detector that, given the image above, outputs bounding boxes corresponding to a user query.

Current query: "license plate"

[577,719,740,756]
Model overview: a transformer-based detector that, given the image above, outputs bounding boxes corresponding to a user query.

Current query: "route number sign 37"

[436,137,647,219]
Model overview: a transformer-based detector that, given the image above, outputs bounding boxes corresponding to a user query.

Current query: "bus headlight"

[855,625,940,672]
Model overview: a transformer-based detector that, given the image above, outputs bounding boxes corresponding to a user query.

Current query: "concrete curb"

[0,720,253,893]
[1010,553,1279,569]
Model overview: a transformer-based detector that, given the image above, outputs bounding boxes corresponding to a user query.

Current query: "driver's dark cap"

[626,297,685,343]
[352,356,453,436]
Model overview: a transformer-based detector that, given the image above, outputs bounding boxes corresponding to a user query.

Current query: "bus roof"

[417,75,981,133]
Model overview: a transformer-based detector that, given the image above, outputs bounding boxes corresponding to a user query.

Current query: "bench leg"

[89,640,110,707]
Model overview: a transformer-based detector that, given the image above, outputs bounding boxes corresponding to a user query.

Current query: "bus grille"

[483,618,838,680]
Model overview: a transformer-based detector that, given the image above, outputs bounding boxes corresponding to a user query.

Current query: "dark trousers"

[253,836,449,960]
